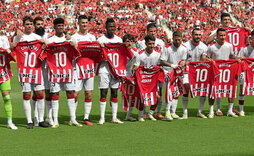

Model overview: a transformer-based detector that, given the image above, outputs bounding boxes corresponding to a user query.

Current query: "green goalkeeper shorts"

[0,79,11,91]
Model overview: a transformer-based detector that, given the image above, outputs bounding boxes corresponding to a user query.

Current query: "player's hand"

[16,29,23,39]
[65,34,71,40]
[100,43,105,48]
[179,60,186,66]
[10,42,18,49]
[6,48,11,54]
[132,65,139,71]
[171,64,178,69]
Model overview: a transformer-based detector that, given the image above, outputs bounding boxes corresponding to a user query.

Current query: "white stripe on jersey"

[35,69,38,84]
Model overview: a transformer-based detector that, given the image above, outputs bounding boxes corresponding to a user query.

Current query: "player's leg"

[82,77,94,125]
[208,98,215,118]
[227,98,238,117]
[215,98,223,116]
[138,103,145,122]
[197,96,207,118]
[182,84,190,119]
[98,73,110,125]
[35,89,49,128]
[165,100,173,121]
[148,99,158,121]
[238,85,245,116]
[170,98,180,119]
[50,82,60,128]
[21,83,33,129]
[155,85,164,119]
[1,80,17,130]
[45,89,53,125]
[31,91,38,126]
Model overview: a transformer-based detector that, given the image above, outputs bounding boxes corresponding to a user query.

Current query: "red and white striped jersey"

[42,42,80,82]
[134,65,165,106]
[0,48,15,83]
[213,59,242,98]
[165,68,184,102]
[76,41,103,79]
[121,76,141,111]
[242,58,254,95]
[103,43,133,77]
[188,61,220,98]
[13,40,44,84]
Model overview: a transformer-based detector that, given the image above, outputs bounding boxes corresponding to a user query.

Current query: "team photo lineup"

[0,0,253,131]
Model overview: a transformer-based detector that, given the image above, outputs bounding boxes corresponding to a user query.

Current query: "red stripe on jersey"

[243,58,254,95]
[0,48,14,83]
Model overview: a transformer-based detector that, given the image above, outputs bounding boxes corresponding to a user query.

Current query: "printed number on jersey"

[108,53,119,67]
[54,52,67,67]
[24,52,36,67]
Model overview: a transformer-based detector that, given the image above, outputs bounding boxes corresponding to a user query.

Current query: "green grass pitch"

[0,63,254,156]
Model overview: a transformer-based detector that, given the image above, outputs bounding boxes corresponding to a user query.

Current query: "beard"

[106,30,114,38]
[35,27,45,36]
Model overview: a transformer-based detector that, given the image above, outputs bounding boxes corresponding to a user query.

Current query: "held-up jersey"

[42,42,80,83]
[242,58,254,95]
[76,41,103,79]
[0,48,15,83]
[224,27,250,55]
[13,40,44,84]
[213,59,241,98]
[165,68,184,102]
[134,65,165,106]
[188,61,220,98]
[121,76,141,111]
[103,43,133,77]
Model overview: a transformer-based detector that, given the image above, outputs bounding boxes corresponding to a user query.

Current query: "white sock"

[182,96,188,115]
[84,102,92,120]
[165,102,172,114]
[143,107,147,114]
[100,101,106,120]
[198,96,206,114]
[45,100,52,121]
[138,110,144,118]
[209,105,214,114]
[51,100,59,124]
[149,110,154,115]
[67,98,76,122]
[228,103,234,113]
[126,107,133,118]
[239,105,244,112]
[111,102,118,120]
[155,97,162,114]
[7,119,13,125]
[216,98,221,112]
[32,100,38,121]
[23,100,32,123]
[37,99,45,122]
[171,99,178,114]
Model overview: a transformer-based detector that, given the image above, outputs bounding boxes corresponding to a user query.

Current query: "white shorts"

[50,82,75,93]
[20,82,45,92]
[98,73,120,89]
[75,77,94,91]
[239,72,245,85]
[182,73,189,84]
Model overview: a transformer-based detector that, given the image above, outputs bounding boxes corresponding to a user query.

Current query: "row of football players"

[0,13,253,130]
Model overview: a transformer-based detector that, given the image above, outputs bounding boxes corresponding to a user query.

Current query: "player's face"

[173,36,182,48]
[192,30,201,43]
[35,20,44,29]
[106,22,116,35]
[23,20,34,34]
[147,27,157,37]
[79,19,88,32]
[221,16,231,27]
[54,23,64,34]
[123,39,134,48]
[250,35,254,47]
[145,40,155,52]
[217,31,226,44]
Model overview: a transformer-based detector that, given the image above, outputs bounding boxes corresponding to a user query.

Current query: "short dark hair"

[192,28,201,35]
[33,16,43,25]
[53,18,64,26]
[251,30,254,36]
[221,13,230,20]
[122,34,135,42]
[78,15,88,22]
[173,31,182,38]
[106,18,115,27]
[144,35,155,42]
[23,16,33,24]
[147,23,156,30]
[216,28,226,34]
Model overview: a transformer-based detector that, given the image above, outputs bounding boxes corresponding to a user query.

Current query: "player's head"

[145,35,155,52]
[53,18,65,35]
[23,16,34,34]
[216,28,226,44]
[146,23,157,37]
[220,13,231,27]
[78,15,88,32]
[172,30,182,48]
[33,16,45,36]
[122,34,135,48]
[191,28,202,44]
[105,18,116,38]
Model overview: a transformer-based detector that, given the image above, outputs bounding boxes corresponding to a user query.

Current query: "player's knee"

[67,93,75,99]
[46,96,52,101]
[110,98,118,103]
[51,95,59,100]
[23,93,31,100]
[3,94,11,101]
[100,98,106,102]
[36,92,44,99]
[85,98,92,102]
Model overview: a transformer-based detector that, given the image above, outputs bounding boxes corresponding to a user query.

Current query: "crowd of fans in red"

[0,0,253,44]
